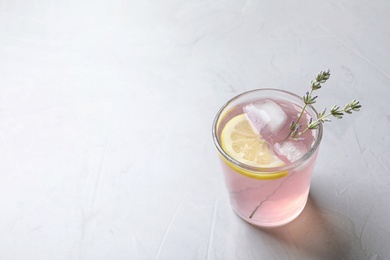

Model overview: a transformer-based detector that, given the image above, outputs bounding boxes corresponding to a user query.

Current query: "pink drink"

[213,89,322,227]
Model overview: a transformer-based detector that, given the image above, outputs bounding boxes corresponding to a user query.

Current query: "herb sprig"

[287,70,362,139]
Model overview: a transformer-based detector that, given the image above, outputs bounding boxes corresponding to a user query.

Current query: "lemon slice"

[220,114,287,180]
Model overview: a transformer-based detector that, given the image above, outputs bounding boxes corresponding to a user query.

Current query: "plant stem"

[285,89,313,140]
[300,112,333,135]
[299,127,311,136]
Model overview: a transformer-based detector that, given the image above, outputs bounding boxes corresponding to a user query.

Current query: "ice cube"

[274,141,307,163]
[243,103,269,133]
[243,99,287,135]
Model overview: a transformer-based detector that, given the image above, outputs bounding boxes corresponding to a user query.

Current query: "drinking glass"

[212,89,323,227]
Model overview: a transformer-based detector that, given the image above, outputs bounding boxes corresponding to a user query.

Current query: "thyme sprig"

[287,70,361,139]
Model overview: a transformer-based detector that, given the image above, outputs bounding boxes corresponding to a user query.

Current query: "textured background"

[0,0,389,259]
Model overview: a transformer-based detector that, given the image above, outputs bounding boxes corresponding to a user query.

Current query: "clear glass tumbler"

[212,89,323,227]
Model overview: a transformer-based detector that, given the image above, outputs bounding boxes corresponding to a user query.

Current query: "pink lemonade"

[213,89,322,227]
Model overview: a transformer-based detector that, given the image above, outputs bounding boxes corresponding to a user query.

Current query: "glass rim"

[212,88,323,173]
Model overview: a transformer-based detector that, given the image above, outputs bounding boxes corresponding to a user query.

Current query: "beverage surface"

[220,98,317,166]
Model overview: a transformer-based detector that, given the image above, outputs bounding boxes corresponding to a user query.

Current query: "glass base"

[232,198,307,228]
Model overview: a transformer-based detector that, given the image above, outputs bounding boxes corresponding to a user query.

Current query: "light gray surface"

[0,0,389,259]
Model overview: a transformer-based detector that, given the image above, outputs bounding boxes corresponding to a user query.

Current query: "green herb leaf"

[286,69,361,140]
